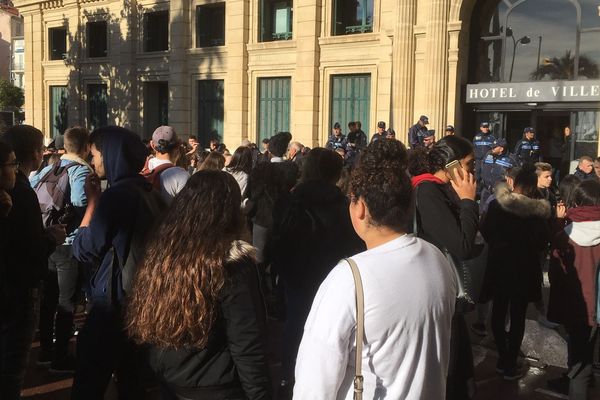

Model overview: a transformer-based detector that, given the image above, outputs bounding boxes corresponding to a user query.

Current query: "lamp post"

[536,35,543,72]
[507,27,531,82]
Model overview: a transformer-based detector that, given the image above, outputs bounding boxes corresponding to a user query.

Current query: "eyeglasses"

[1,161,20,170]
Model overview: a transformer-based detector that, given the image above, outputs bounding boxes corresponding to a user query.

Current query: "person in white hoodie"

[293,139,457,400]
[549,179,600,400]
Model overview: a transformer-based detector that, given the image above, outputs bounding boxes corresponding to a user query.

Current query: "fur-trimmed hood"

[227,240,257,262]
[495,185,551,219]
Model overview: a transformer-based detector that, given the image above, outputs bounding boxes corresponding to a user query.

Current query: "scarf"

[411,173,445,188]
[567,205,600,223]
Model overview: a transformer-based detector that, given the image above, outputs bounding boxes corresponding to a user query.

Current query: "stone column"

[423,0,450,137]
[446,21,462,132]
[223,0,249,147]
[20,10,36,130]
[392,0,417,143]
[168,0,190,135]
[293,0,321,147]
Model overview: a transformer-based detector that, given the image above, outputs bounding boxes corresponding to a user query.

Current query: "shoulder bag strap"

[345,257,364,400]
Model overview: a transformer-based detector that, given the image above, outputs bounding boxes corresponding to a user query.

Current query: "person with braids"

[294,139,457,399]
[127,170,272,400]
[409,135,479,399]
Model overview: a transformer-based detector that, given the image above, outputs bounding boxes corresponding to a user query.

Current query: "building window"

[197,80,224,145]
[87,21,108,58]
[257,77,291,143]
[144,11,169,52]
[144,82,169,138]
[332,0,373,36]
[474,0,600,83]
[48,27,67,60]
[11,38,24,71]
[330,74,370,138]
[50,86,68,138]
[259,0,292,42]
[88,84,108,131]
[196,3,226,47]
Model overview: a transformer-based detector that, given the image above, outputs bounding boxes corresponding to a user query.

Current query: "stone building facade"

[12,0,600,159]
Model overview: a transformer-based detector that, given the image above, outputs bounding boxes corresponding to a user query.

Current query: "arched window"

[474,0,600,83]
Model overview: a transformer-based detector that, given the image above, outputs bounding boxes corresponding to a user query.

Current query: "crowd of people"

[0,118,599,400]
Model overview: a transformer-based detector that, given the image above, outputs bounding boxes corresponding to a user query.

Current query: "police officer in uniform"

[473,122,497,186]
[480,138,516,211]
[408,115,429,148]
[370,121,387,143]
[326,122,347,150]
[514,127,541,166]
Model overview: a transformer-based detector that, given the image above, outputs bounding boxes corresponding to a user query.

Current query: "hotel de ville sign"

[466,80,600,103]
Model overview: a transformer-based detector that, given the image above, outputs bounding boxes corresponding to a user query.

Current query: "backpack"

[33,162,79,229]
[141,162,175,191]
[107,183,165,302]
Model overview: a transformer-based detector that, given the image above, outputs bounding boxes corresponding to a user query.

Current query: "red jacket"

[548,206,600,327]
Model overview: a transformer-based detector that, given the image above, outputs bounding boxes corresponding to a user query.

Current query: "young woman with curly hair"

[126,170,271,400]
[294,139,457,399]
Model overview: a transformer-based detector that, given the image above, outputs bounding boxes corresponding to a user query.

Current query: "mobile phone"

[445,160,464,181]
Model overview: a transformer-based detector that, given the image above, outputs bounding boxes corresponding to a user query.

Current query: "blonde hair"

[534,162,552,175]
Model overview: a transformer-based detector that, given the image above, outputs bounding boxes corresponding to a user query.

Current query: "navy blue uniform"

[514,138,541,165]
[473,132,497,183]
[481,151,516,190]
[408,123,428,148]
[480,150,516,213]
[325,134,347,150]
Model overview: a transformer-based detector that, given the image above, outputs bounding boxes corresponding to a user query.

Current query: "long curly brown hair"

[126,170,244,349]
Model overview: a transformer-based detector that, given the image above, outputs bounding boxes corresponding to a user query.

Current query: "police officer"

[514,127,541,166]
[480,138,516,210]
[445,125,455,136]
[472,122,497,185]
[408,115,429,148]
[420,130,436,150]
[370,121,387,143]
[326,122,347,150]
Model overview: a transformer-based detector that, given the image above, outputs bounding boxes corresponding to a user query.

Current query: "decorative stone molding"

[41,0,64,9]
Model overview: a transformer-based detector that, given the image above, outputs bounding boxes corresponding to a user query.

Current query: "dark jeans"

[446,313,475,400]
[280,285,312,383]
[71,301,150,400]
[566,324,598,400]
[491,293,529,370]
[0,289,36,400]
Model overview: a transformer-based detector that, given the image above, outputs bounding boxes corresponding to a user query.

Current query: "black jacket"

[414,180,479,261]
[148,242,271,400]
[1,171,56,313]
[272,180,365,295]
[480,186,551,302]
[246,161,298,229]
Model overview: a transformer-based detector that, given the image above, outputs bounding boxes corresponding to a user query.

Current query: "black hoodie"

[73,127,165,303]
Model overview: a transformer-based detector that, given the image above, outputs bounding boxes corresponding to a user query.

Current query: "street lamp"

[506,27,531,82]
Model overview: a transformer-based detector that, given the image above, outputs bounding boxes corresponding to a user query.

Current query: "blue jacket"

[30,158,91,244]
[481,150,516,190]
[514,138,541,165]
[73,127,165,303]
[472,132,497,161]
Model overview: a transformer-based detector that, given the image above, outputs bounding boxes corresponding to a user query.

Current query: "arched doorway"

[463,0,600,163]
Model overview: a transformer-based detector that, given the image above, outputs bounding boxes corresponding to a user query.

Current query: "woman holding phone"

[409,135,479,400]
